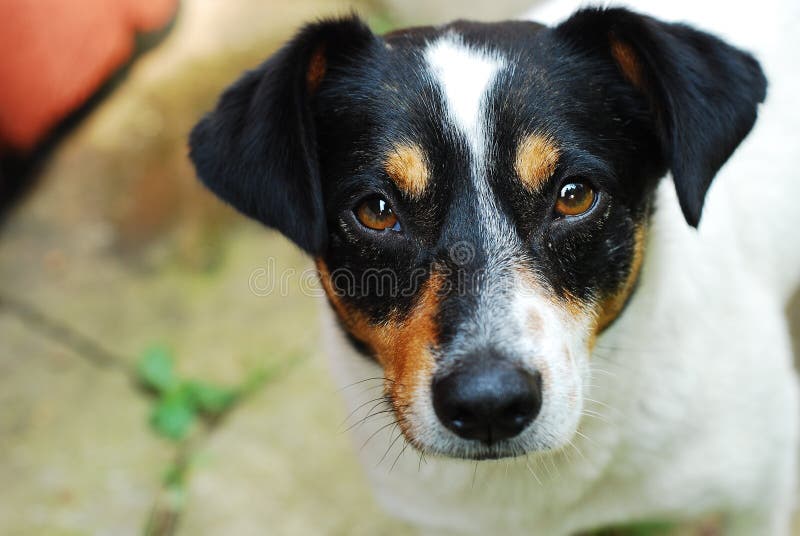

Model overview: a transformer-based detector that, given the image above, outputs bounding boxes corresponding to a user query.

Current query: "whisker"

[342,395,391,431]
[573,429,597,447]
[590,367,618,378]
[539,453,554,479]
[566,438,587,462]
[546,452,561,479]
[378,427,404,467]
[344,408,396,433]
[580,410,611,425]
[390,441,411,473]
[524,454,542,485]
[358,382,390,395]
[582,397,612,410]
[559,442,575,465]
[338,395,386,429]
[337,376,389,392]
[360,420,398,452]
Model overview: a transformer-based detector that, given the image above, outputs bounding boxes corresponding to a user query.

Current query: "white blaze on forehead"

[424,32,516,259]
[424,33,505,161]
[425,32,518,337]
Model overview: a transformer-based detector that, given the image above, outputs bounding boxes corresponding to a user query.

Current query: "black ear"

[555,8,767,226]
[189,16,377,253]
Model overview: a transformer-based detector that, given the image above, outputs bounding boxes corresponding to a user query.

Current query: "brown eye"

[555,180,596,217]
[355,196,401,232]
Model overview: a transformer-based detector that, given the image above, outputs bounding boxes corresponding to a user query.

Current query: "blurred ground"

[0,0,414,534]
[0,0,798,535]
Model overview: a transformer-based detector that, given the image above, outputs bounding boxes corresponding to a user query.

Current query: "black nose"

[432,360,542,444]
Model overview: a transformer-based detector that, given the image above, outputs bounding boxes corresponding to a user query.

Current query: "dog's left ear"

[555,8,767,226]
[189,16,378,254]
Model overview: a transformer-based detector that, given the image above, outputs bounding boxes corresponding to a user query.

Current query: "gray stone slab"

[180,354,415,536]
[0,314,168,536]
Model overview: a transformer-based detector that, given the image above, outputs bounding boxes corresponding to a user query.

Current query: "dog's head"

[189,8,765,459]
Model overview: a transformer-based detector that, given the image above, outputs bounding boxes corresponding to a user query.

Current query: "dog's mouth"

[434,443,528,461]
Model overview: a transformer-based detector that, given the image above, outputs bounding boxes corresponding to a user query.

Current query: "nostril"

[505,402,533,424]
[432,361,542,444]
[495,374,542,433]
[448,409,475,430]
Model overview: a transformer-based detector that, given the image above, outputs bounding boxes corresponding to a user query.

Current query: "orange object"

[0,0,178,153]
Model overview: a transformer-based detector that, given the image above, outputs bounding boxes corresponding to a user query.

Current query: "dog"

[189,0,800,533]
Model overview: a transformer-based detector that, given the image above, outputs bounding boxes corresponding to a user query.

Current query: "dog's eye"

[555,180,596,217]
[355,196,402,232]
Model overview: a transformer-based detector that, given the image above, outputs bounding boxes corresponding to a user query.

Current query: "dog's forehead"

[381,21,553,136]
[422,33,505,159]
[371,22,568,198]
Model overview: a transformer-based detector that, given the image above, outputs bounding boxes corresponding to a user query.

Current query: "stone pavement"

[0,0,413,533]
[0,0,797,534]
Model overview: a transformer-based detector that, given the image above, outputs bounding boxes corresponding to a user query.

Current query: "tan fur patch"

[316,260,443,441]
[385,143,429,198]
[306,45,327,94]
[594,223,646,335]
[609,36,644,90]
[526,309,543,336]
[515,134,560,192]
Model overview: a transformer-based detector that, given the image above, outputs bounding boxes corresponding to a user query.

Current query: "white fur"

[323,1,800,534]
[424,34,504,163]
[424,35,517,257]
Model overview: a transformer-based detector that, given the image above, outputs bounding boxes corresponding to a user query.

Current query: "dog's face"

[190,9,765,459]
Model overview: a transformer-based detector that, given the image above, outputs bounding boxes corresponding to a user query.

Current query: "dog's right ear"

[189,16,377,254]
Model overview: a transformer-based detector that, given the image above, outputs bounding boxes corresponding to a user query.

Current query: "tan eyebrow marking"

[514,133,561,192]
[385,143,429,198]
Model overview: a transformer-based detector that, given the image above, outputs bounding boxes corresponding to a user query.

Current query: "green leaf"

[138,346,178,393]
[150,390,196,440]
[185,381,238,415]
